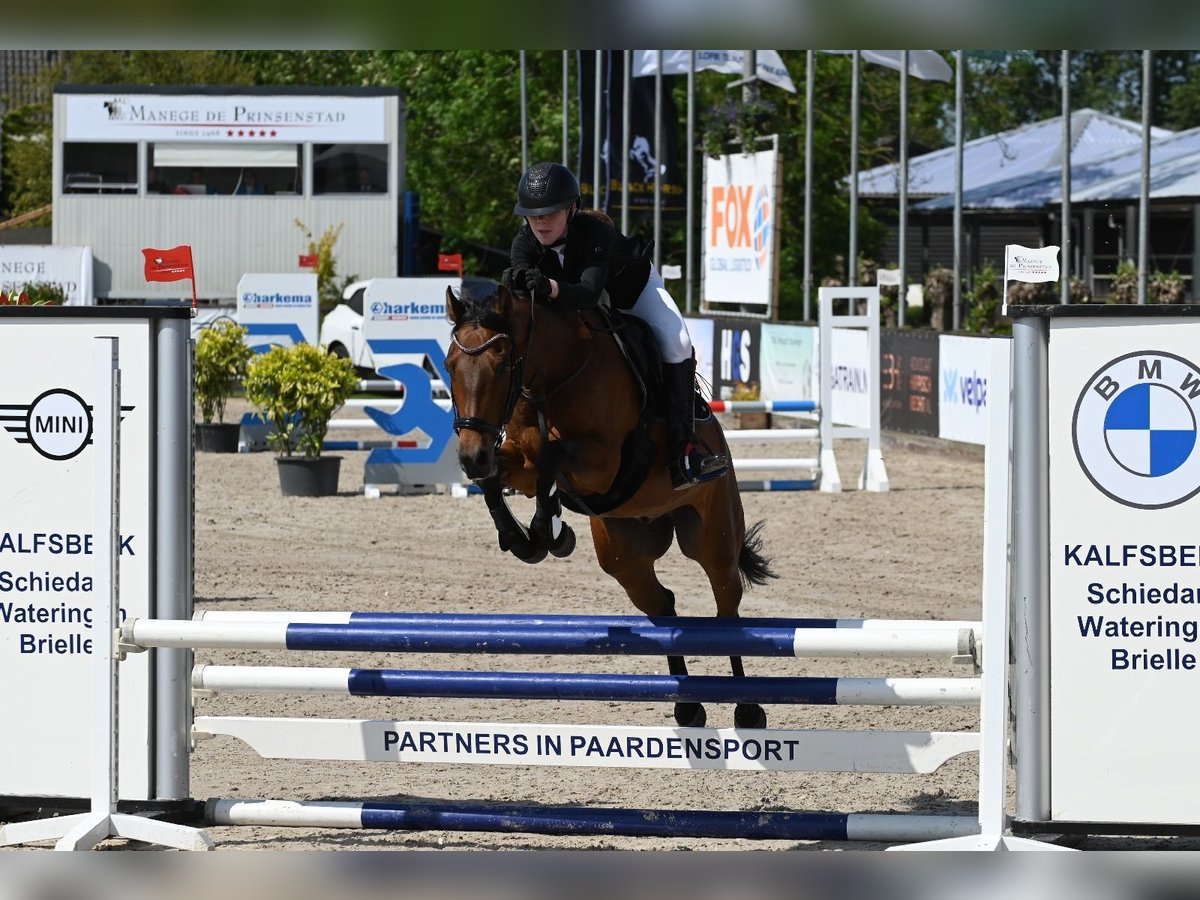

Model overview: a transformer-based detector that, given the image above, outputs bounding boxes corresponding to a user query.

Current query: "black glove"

[500,266,528,292]
[523,268,553,302]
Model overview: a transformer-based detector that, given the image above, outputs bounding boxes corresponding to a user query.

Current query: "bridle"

[449,295,596,450]
[449,329,525,451]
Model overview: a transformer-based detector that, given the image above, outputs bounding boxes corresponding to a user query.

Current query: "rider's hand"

[501,266,528,292]
[523,269,553,302]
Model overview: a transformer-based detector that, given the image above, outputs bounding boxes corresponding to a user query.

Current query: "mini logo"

[1073,351,1200,509]
[1,389,132,461]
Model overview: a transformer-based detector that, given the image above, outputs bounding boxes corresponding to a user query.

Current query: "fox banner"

[702,146,781,315]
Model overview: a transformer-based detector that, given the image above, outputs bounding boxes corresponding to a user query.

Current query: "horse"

[444,277,776,729]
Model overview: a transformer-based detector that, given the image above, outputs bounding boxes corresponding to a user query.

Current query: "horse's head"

[445,277,527,480]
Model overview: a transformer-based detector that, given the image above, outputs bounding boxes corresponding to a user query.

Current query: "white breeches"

[626,267,692,364]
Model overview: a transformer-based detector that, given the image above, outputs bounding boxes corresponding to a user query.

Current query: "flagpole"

[849,51,860,287]
[1060,50,1071,306]
[187,247,197,307]
[953,50,963,331]
[520,50,529,174]
[562,50,569,167]
[622,51,631,235]
[594,51,602,210]
[654,50,662,270]
[804,49,814,322]
[899,50,909,328]
[1139,49,1151,306]
[686,50,695,314]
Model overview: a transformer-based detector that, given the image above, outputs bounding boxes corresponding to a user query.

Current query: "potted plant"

[194,319,254,452]
[242,342,360,496]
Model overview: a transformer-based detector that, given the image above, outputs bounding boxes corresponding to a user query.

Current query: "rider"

[507,161,727,490]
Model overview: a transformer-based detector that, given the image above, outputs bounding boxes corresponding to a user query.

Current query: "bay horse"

[444,277,775,729]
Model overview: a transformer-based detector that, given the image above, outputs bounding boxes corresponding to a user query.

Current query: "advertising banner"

[361,278,464,490]
[711,316,762,400]
[937,334,991,446]
[0,318,154,798]
[236,273,319,352]
[64,93,387,143]
[826,326,870,428]
[702,148,779,312]
[0,245,94,305]
[1048,316,1200,824]
[760,323,816,404]
[880,329,939,437]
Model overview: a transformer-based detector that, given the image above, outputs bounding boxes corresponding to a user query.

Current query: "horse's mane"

[455,277,524,333]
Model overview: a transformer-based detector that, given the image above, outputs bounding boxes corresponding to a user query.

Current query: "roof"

[856,108,1171,200]
[1072,139,1200,203]
[915,125,1200,211]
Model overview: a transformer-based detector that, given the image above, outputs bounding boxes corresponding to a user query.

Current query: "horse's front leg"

[479,474,547,564]
[529,439,576,558]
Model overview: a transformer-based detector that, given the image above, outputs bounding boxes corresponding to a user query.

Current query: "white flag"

[633,50,797,93]
[876,268,901,286]
[1005,244,1060,283]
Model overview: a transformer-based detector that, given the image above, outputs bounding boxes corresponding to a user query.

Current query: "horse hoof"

[548,524,576,558]
[734,703,767,729]
[673,702,706,728]
[499,531,547,564]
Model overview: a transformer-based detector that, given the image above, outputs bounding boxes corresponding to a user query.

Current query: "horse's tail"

[738,520,777,589]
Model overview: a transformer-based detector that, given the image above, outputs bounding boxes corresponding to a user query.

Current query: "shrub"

[243,342,360,458]
[194,319,254,424]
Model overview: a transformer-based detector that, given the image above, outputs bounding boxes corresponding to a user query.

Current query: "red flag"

[437,253,463,276]
[142,245,197,306]
[298,254,318,268]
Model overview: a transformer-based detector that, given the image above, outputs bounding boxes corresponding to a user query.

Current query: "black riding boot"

[663,358,729,490]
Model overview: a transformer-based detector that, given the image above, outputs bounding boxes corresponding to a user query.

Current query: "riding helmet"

[514,162,580,216]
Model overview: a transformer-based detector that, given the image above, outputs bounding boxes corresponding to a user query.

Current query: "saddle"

[554,302,664,516]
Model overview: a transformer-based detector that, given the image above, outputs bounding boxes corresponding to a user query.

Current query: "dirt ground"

[15,401,1192,852]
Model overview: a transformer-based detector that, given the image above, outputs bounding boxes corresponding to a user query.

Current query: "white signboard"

[760,323,816,404]
[938,334,991,446]
[236,273,319,352]
[829,326,870,428]
[1048,317,1200,824]
[64,93,387,143]
[703,148,779,311]
[0,245,94,305]
[361,277,464,490]
[0,319,153,798]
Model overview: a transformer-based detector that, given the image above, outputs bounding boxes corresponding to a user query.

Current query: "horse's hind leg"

[673,500,767,730]
[589,516,706,728]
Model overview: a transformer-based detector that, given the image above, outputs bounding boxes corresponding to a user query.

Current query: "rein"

[451,296,596,445]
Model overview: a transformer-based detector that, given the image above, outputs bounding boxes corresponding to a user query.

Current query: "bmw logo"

[1073,351,1200,509]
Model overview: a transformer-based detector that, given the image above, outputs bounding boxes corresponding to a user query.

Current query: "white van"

[319,280,374,374]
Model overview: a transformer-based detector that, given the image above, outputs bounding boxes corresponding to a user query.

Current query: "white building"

[52,85,404,302]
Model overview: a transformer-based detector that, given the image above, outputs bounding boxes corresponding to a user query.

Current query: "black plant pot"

[275,455,342,497]
[195,422,241,453]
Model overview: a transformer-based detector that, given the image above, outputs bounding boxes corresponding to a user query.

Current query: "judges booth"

[51,85,404,303]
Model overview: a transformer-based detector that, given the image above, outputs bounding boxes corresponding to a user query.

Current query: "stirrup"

[671,442,729,490]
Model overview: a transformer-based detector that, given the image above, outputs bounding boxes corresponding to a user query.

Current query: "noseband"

[450,329,525,448]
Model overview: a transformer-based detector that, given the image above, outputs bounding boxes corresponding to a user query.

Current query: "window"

[148,142,301,196]
[63,143,137,194]
[313,143,388,195]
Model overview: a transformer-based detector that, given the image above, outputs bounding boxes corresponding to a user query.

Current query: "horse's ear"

[446,285,465,324]
[495,278,513,317]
